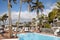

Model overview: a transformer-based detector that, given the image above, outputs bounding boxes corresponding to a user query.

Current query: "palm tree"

[31,0,44,31]
[0,14,8,25]
[48,9,58,24]
[18,0,32,32]
[15,0,22,38]
[1,14,8,25]
[48,2,60,24]
[0,14,8,36]
[8,0,17,38]
[0,15,5,25]
[31,0,44,17]
[3,0,16,38]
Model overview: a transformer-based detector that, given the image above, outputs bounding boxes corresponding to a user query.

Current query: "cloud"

[11,11,36,22]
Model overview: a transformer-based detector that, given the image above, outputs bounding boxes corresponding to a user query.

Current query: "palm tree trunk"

[28,3,31,31]
[37,9,39,18]
[8,0,12,38]
[28,3,31,12]
[15,0,22,37]
[36,9,39,32]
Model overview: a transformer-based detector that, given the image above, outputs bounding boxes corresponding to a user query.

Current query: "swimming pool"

[17,33,60,40]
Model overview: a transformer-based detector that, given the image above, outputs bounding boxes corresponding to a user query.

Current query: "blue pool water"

[17,33,60,40]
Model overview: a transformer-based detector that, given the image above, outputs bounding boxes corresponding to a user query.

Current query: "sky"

[0,0,58,23]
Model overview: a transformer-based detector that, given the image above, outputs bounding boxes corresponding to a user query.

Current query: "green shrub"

[44,23,51,28]
[58,16,60,20]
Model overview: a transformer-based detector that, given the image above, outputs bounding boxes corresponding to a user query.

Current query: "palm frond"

[27,0,32,3]
[38,2,42,6]
[31,8,34,11]
[38,5,44,11]
[13,0,17,4]
[32,2,37,5]
[1,14,8,21]
[10,4,12,8]
[38,2,44,7]
[9,0,11,3]
[57,2,60,5]
[23,0,32,3]
[31,6,37,11]
[57,2,60,8]
[38,2,44,11]
[31,0,44,12]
